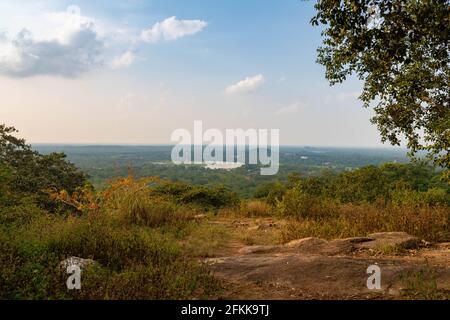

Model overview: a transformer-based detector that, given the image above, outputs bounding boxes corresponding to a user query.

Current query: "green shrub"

[276,187,334,218]
[45,219,177,270]
[330,166,389,203]
[0,214,221,299]
[391,187,450,207]
[153,180,238,209]
[178,185,238,208]
[117,193,187,227]
[0,201,45,226]
[98,177,194,228]
[254,182,286,205]
[423,188,450,206]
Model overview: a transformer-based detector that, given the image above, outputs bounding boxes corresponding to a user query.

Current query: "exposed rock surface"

[237,232,420,256]
[359,232,419,250]
[206,232,449,299]
[238,245,279,255]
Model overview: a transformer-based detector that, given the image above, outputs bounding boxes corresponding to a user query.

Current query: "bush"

[391,187,450,207]
[0,125,88,212]
[45,219,176,270]
[330,166,389,203]
[254,182,286,205]
[93,177,193,228]
[276,187,334,218]
[423,188,450,206]
[0,214,220,299]
[154,181,238,209]
[0,201,45,226]
[116,193,188,228]
[178,185,238,208]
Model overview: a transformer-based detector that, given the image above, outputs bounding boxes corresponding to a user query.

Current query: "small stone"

[60,257,96,270]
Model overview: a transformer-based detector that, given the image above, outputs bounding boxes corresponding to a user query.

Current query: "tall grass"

[280,203,449,243]
[239,200,272,217]
[0,177,222,300]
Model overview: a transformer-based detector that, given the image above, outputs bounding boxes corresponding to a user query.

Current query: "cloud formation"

[110,50,135,69]
[225,74,265,95]
[0,6,104,78]
[0,7,207,78]
[141,16,207,43]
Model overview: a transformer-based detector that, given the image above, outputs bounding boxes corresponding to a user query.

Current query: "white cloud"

[0,6,104,78]
[225,74,265,95]
[276,103,304,116]
[0,8,207,78]
[141,16,207,43]
[110,50,135,69]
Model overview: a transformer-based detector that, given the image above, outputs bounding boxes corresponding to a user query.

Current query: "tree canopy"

[311,0,449,174]
[0,124,88,209]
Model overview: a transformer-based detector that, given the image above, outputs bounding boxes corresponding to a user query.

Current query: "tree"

[331,165,389,202]
[311,0,449,174]
[0,124,88,209]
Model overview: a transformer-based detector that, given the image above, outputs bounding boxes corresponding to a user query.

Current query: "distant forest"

[34,144,432,197]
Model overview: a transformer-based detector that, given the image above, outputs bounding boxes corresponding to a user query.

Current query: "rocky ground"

[203,219,450,300]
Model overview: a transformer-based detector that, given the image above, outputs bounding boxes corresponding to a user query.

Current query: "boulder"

[357,232,418,250]
[285,237,372,255]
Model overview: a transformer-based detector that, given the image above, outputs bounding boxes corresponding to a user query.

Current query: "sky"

[0,0,388,147]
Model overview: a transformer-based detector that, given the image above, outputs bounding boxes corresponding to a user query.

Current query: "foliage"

[276,187,331,218]
[254,182,286,205]
[255,163,449,206]
[1,125,449,300]
[311,0,450,170]
[330,166,389,203]
[391,185,450,207]
[0,125,88,210]
[0,177,221,299]
[0,219,220,299]
[35,144,417,198]
[154,180,239,209]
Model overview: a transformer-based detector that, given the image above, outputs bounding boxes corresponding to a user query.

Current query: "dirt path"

[201,219,450,299]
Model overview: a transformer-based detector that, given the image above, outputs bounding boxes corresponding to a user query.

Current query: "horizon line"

[30,142,409,150]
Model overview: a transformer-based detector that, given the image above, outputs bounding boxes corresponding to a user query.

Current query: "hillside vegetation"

[0,125,449,299]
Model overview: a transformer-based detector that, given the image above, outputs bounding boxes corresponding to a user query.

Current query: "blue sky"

[0,0,386,146]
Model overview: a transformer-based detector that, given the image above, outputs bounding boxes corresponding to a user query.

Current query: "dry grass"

[399,267,450,300]
[2,175,448,300]
[239,200,272,217]
[280,204,449,243]
[95,177,196,228]
[181,222,233,258]
[179,215,284,257]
